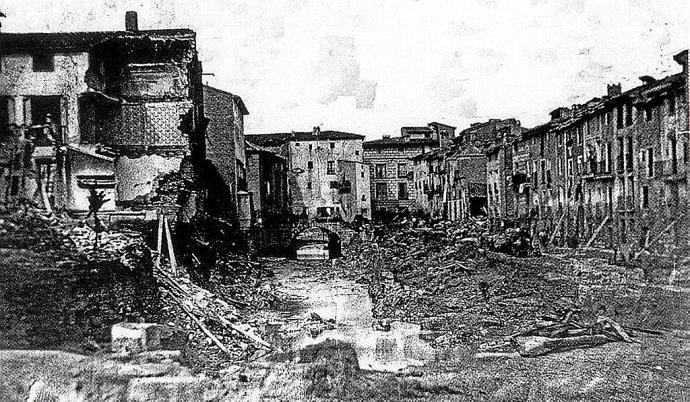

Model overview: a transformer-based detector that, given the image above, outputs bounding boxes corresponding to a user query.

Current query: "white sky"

[2,0,689,139]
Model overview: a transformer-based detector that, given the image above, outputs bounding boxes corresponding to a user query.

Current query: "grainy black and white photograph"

[0,0,688,400]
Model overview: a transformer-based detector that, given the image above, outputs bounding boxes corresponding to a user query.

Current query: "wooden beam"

[584,216,609,249]
[634,220,677,260]
[163,216,178,275]
[155,213,163,269]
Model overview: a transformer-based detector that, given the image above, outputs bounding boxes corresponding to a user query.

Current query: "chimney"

[312,126,320,136]
[674,50,688,75]
[125,11,138,32]
[607,83,622,97]
[639,75,656,85]
[382,134,390,139]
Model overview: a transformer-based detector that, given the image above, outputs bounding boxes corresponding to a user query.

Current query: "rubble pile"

[155,267,273,373]
[342,220,581,348]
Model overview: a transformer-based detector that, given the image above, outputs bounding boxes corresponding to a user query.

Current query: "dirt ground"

[1,217,689,400]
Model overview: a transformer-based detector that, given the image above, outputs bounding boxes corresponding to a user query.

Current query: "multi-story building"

[363,122,455,221]
[412,143,487,221]
[246,127,371,222]
[0,11,206,218]
[203,85,250,222]
[245,140,288,226]
[483,119,522,229]
[507,50,689,252]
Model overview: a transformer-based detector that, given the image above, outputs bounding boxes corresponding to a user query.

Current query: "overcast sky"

[2,0,689,139]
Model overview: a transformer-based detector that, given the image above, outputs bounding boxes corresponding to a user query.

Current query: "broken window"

[327,161,335,175]
[32,53,54,72]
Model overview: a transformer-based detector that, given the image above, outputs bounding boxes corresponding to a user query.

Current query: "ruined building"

[363,122,455,221]
[0,12,206,220]
[503,50,689,253]
[203,85,250,223]
[246,127,371,222]
[245,139,289,226]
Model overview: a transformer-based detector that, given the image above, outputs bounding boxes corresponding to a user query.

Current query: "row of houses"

[363,50,689,252]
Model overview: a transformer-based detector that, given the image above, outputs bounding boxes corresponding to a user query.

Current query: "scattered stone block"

[112,323,161,355]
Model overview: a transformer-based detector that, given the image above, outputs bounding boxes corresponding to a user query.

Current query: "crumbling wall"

[115,154,183,202]
[0,53,90,144]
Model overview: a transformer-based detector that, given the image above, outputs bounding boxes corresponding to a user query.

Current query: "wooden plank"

[633,220,677,260]
[584,216,609,249]
[548,211,567,245]
[163,216,178,275]
[155,213,163,269]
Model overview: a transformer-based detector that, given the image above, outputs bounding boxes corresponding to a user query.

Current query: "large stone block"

[112,323,162,355]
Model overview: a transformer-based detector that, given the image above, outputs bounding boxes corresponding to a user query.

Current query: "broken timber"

[584,216,609,249]
[633,220,677,260]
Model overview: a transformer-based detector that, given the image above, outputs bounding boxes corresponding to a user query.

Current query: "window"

[295,142,300,147]
[375,163,386,178]
[307,161,313,169]
[375,183,388,200]
[398,182,408,200]
[355,150,360,155]
[397,163,407,178]
[361,195,366,201]
[32,53,54,72]
[625,103,633,126]
[361,171,365,178]
[29,95,61,126]
[327,161,335,175]
[236,160,247,191]
[330,142,335,149]
[330,181,340,189]
[0,97,10,140]
[309,144,313,151]
[642,186,649,208]
[626,137,633,170]
[647,148,654,176]
[307,181,312,190]
[616,105,624,129]
[645,107,653,122]
[669,95,676,115]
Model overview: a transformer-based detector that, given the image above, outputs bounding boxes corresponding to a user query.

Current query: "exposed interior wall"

[115,154,182,202]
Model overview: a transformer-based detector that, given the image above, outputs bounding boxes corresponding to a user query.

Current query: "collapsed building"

[0,11,206,220]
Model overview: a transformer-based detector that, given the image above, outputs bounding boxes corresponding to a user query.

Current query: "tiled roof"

[203,85,249,115]
[0,29,195,53]
[363,136,437,148]
[527,71,684,136]
[247,130,364,145]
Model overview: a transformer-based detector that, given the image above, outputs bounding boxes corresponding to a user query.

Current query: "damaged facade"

[0,12,206,219]
[203,85,250,223]
[246,128,371,222]
[245,139,289,226]
[363,122,455,221]
[501,51,689,252]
